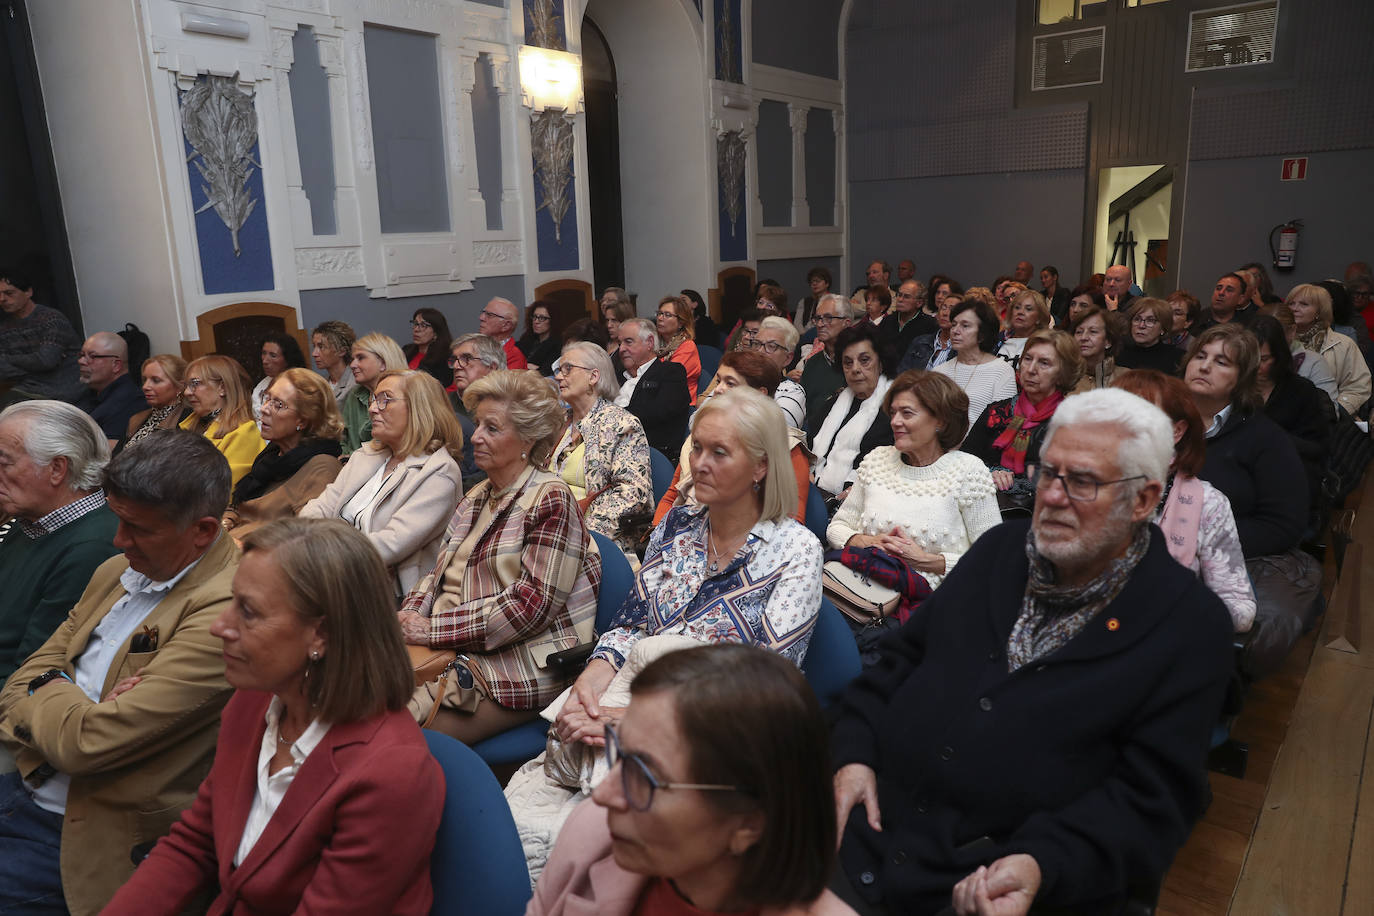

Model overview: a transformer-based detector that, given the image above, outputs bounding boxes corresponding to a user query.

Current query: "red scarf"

[992,390,1064,474]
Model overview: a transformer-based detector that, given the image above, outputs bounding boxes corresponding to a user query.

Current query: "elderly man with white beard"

[829,388,1233,916]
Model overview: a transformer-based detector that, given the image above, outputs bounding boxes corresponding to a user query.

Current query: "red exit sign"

[1281,157,1308,181]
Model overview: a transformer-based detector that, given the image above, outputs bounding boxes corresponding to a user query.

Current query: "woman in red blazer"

[102,519,443,916]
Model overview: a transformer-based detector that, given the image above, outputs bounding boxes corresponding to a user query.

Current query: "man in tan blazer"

[0,429,238,916]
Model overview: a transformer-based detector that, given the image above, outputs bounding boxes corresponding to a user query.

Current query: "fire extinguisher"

[1269,219,1303,271]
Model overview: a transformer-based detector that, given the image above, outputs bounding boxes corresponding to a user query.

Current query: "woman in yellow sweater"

[180,354,265,487]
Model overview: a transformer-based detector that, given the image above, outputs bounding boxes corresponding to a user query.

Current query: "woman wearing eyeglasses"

[655,295,702,404]
[179,355,266,488]
[341,333,407,455]
[300,370,463,598]
[403,307,453,388]
[531,644,854,916]
[518,300,561,375]
[551,341,653,558]
[1116,298,1184,375]
[221,368,344,541]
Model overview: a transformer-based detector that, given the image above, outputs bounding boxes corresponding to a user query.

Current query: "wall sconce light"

[518,46,583,113]
[180,12,251,40]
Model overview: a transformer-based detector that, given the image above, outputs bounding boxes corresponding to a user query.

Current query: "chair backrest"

[648,448,675,505]
[804,485,828,542]
[800,598,861,708]
[697,345,723,391]
[422,730,532,916]
[590,531,634,632]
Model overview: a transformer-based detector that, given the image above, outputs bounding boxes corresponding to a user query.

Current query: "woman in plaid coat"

[399,370,601,744]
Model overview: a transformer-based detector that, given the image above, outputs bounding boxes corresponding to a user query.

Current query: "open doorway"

[582,18,624,296]
[1094,165,1173,299]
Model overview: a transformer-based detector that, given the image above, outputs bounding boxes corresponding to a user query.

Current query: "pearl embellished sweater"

[827,446,1001,589]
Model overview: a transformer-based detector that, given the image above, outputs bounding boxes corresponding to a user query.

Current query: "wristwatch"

[27,669,72,696]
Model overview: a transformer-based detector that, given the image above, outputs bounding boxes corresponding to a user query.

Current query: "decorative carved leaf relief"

[528,0,566,51]
[181,75,261,257]
[717,131,746,237]
[531,110,574,244]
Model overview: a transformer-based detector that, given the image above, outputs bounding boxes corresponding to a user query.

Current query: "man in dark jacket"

[614,318,690,457]
[831,389,1233,916]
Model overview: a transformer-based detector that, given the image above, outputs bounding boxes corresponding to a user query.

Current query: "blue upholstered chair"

[649,448,675,505]
[804,485,829,542]
[697,345,723,392]
[799,598,861,708]
[422,730,531,916]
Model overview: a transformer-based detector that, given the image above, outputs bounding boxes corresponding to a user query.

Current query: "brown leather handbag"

[408,645,458,728]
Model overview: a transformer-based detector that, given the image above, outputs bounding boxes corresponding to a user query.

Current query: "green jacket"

[341,383,372,455]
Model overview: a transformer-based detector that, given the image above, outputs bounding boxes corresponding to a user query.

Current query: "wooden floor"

[1157,479,1373,916]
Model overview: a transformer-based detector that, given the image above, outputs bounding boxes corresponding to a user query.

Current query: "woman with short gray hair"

[550,342,653,558]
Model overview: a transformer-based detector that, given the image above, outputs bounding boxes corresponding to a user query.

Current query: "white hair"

[562,341,620,400]
[1041,389,1172,495]
[0,400,110,490]
[758,316,799,351]
[622,317,661,349]
[819,293,853,319]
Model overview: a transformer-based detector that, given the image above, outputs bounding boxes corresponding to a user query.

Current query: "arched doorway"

[581,18,624,295]
[577,0,711,304]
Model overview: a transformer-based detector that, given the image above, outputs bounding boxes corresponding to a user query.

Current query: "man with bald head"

[477,297,528,370]
[75,332,146,446]
[1013,260,1034,285]
[1103,265,1135,312]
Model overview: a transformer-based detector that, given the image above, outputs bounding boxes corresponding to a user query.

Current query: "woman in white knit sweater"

[828,370,1000,589]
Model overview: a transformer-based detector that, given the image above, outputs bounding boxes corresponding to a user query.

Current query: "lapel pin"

[1106,618,1121,632]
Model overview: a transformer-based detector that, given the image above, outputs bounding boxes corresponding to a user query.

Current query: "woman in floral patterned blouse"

[553,387,824,748]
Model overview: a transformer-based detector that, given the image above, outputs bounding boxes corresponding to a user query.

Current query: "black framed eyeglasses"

[603,722,739,812]
[1032,463,1145,502]
[745,339,789,355]
[553,363,593,378]
[448,353,478,369]
[410,319,433,330]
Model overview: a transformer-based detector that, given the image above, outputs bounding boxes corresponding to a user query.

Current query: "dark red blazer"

[101,690,444,916]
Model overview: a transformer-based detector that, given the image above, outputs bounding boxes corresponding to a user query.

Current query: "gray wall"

[849,170,1085,290]
[1179,150,1374,298]
[756,255,842,307]
[288,26,336,235]
[752,0,842,79]
[299,275,527,345]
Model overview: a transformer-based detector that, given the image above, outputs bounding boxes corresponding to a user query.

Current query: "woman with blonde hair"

[655,295,702,403]
[121,354,190,451]
[398,369,600,742]
[300,370,463,597]
[1286,282,1371,417]
[222,368,345,539]
[996,288,1051,367]
[341,332,407,455]
[551,341,653,558]
[180,354,265,486]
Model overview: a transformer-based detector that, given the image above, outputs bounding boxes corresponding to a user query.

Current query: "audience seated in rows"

[0,266,84,405]
[179,355,266,488]
[102,519,442,916]
[449,331,506,490]
[1289,282,1371,417]
[1185,324,1314,679]
[400,370,600,744]
[656,350,811,527]
[0,430,237,915]
[614,318,691,457]
[530,645,855,916]
[831,390,1233,915]
[809,323,895,502]
[0,402,119,684]
[310,320,356,405]
[654,295,702,404]
[551,341,654,558]
[932,298,1017,430]
[1116,297,1185,375]
[798,293,857,417]
[341,332,407,455]
[405,307,453,388]
[221,368,344,541]
[300,370,463,597]
[1113,370,1256,632]
[828,371,999,591]
[753,315,807,429]
[963,329,1082,508]
[251,332,307,423]
[120,354,190,452]
[75,332,146,447]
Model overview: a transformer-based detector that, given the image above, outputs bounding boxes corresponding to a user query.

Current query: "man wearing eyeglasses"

[613,318,690,456]
[0,267,83,406]
[798,293,856,417]
[876,281,936,371]
[831,389,1232,916]
[477,297,528,370]
[447,333,505,490]
[75,333,147,448]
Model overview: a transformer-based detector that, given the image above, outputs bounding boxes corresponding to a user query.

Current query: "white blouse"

[234,696,331,866]
[828,446,1001,589]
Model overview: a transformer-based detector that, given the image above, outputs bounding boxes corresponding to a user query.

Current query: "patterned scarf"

[125,404,179,448]
[1296,324,1328,354]
[1006,522,1150,672]
[657,331,689,360]
[991,391,1063,474]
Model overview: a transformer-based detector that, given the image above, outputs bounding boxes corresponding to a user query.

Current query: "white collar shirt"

[614,360,650,408]
[234,695,331,866]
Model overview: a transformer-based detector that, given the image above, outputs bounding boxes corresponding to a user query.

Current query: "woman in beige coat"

[1287,282,1371,417]
[300,370,463,597]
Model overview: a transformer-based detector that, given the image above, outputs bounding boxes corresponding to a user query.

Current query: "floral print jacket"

[558,398,653,557]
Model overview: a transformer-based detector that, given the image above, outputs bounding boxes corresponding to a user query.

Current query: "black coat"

[878,312,937,369]
[1115,342,1184,375]
[805,387,895,494]
[624,358,691,457]
[1197,407,1308,557]
[832,521,1233,915]
[1261,373,1334,516]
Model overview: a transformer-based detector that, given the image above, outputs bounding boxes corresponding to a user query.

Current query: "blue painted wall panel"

[183,132,274,296]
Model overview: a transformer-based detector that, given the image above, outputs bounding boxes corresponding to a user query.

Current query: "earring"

[753,480,762,492]
[296,424,303,431]
[521,451,527,460]
[310,650,320,661]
